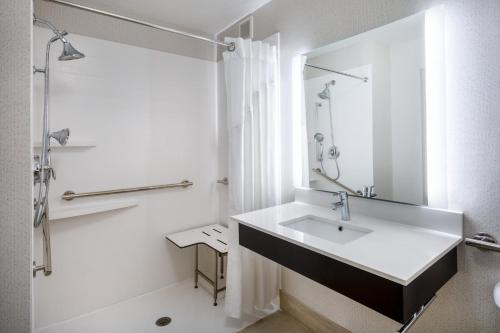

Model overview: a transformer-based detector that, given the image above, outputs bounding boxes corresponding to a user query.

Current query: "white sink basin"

[280,215,372,245]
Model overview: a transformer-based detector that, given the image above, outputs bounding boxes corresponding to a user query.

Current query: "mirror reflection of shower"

[313,132,324,162]
[316,80,340,180]
[32,15,85,277]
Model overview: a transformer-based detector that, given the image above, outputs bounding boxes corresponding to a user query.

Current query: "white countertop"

[231,202,462,285]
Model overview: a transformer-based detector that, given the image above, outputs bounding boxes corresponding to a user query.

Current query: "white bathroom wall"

[218,0,500,332]
[0,1,33,332]
[33,27,218,328]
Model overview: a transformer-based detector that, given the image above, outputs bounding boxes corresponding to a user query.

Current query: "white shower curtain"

[223,37,281,320]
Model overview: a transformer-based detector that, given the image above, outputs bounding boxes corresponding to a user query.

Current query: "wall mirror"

[302,12,429,206]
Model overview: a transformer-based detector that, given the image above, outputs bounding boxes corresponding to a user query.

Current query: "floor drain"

[155,317,172,327]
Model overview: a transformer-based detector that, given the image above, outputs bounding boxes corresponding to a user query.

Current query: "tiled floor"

[240,311,312,333]
[36,279,239,333]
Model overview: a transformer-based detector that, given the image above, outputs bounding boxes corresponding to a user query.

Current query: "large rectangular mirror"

[303,12,428,206]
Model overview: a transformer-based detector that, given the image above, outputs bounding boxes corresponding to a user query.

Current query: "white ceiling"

[66,0,271,35]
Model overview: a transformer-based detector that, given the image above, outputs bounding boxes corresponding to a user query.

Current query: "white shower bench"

[165,224,228,306]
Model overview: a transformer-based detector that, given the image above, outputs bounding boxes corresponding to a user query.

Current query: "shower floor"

[36,279,239,333]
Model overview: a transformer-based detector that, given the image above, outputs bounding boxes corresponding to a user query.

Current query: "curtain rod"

[43,0,236,51]
[305,63,368,82]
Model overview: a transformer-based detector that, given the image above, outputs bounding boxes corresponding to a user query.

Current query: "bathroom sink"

[279,215,372,244]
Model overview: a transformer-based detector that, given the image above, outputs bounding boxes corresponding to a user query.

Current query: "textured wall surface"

[0,1,33,333]
[218,0,500,332]
[33,0,216,61]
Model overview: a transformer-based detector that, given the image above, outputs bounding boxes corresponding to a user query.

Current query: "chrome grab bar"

[465,232,500,253]
[62,180,193,201]
[312,168,358,195]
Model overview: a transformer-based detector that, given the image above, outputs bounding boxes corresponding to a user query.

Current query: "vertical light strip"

[292,55,308,188]
[425,6,448,208]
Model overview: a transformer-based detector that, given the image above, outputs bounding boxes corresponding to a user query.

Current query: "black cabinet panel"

[239,223,457,323]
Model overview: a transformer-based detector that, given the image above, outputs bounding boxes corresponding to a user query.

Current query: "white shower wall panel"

[33,27,218,328]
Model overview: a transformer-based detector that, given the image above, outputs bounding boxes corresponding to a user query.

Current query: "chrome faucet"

[332,191,350,221]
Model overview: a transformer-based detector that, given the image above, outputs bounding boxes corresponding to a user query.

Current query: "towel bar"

[396,295,436,333]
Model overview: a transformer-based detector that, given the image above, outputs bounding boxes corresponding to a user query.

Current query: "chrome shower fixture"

[32,15,85,277]
[316,80,341,180]
[314,132,324,162]
[59,41,85,61]
[318,80,335,100]
[33,15,85,61]
[50,128,70,146]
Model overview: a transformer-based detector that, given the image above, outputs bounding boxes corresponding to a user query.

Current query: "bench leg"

[214,250,218,306]
[220,254,224,279]
[194,244,198,289]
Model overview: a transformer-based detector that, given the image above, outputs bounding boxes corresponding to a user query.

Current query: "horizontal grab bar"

[62,180,193,201]
[465,232,500,253]
[311,168,358,195]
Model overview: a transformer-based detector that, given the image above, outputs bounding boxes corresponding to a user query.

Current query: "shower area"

[30,0,248,331]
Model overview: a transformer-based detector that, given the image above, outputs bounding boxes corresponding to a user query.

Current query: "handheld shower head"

[50,128,70,146]
[59,41,85,61]
[314,132,324,162]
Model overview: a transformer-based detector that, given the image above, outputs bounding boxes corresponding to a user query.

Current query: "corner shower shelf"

[50,198,138,221]
[33,139,97,149]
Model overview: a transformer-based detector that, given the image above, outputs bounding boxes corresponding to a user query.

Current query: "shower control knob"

[33,155,41,184]
[328,145,340,159]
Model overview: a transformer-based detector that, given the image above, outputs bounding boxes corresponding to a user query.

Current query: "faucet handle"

[331,191,347,209]
[331,201,342,210]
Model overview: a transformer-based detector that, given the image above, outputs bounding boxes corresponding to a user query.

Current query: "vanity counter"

[232,201,462,286]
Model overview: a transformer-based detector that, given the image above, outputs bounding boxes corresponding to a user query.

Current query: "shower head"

[58,41,85,61]
[318,87,329,100]
[33,15,85,61]
[314,132,324,142]
[317,81,335,100]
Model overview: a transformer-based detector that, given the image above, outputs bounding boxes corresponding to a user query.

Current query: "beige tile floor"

[240,311,313,333]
